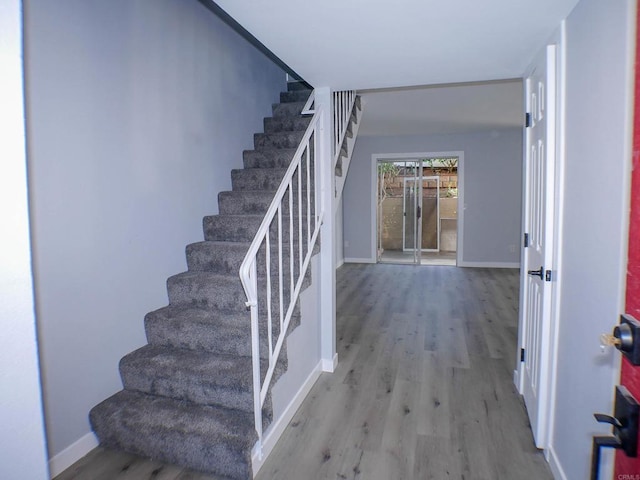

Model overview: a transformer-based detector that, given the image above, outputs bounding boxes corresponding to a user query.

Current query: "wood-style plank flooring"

[55,264,552,480]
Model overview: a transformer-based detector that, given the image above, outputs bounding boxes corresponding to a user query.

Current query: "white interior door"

[519,44,556,449]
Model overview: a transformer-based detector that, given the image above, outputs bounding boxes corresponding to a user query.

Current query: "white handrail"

[239,92,324,457]
[240,89,358,460]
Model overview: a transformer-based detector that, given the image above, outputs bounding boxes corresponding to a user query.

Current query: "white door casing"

[518,44,557,449]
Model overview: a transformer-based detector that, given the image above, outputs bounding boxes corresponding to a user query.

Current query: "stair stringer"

[334,97,363,208]
[250,252,323,475]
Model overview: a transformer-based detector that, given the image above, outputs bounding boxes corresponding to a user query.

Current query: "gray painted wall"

[0,1,49,477]
[550,0,634,477]
[271,255,321,418]
[24,0,285,458]
[342,130,523,265]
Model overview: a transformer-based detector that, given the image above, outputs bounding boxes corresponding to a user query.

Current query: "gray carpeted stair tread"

[203,214,265,243]
[272,101,307,118]
[279,90,312,103]
[167,270,306,314]
[89,390,254,479]
[287,81,312,92]
[219,190,312,216]
[186,240,305,274]
[120,345,259,412]
[145,305,286,358]
[263,115,312,134]
[218,190,279,216]
[203,213,311,243]
[231,168,289,191]
[186,240,251,273]
[243,148,297,169]
[254,131,306,149]
[167,271,247,311]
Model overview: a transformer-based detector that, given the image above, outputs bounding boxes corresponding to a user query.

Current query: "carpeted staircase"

[89,82,316,480]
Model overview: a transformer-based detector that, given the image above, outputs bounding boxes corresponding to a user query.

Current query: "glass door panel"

[403,177,417,252]
[420,176,440,252]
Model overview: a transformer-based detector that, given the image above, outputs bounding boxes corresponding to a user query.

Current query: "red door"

[616,5,640,476]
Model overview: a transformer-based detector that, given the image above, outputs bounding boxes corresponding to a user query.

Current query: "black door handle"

[591,435,622,480]
[416,206,421,219]
[590,386,640,479]
[528,266,544,279]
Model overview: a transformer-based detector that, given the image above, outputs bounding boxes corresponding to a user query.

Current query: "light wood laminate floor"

[55,264,552,480]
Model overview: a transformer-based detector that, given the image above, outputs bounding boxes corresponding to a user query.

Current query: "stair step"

[186,241,250,273]
[263,115,312,134]
[167,271,246,311]
[218,190,313,216]
[254,131,306,149]
[203,214,263,243]
[231,168,289,191]
[167,270,305,314]
[280,90,312,103]
[272,101,307,118]
[145,305,291,358]
[287,80,312,92]
[243,148,297,169]
[187,240,308,274]
[219,190,276,215]
[119,345,266,412]
[203,213,312,244]
[89,390,255,479]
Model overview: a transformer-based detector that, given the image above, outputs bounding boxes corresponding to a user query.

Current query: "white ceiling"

[213,0,580,90]
[358,80,524,136]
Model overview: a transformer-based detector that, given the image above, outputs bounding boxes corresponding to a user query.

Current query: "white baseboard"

[344,257,376,264]
[252,360,323,476]
[458,261,520,269]
[49,431,98,478]
[321,353,338,373]
[335,258,345,269]
[546,445,567,480]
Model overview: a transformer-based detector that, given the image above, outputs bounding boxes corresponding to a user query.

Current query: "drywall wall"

[271,254,321,418]
[549,0,634,478]
[25,0,285,461]
[0,1,49,478]
[342,130,523,266]
[335,197,344,267]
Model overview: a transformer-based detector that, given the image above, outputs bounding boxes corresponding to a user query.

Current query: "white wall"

[335,197,344,267]
[24,0,285,461]
[0,1,49,478]
[342,130,523,266]
[548,0,635,478]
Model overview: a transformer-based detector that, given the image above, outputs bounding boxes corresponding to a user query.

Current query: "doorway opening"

[376,156,459,266]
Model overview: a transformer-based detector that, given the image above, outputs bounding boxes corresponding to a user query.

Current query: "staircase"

[89,82,317,480]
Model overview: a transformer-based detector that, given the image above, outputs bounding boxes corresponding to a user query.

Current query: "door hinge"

[545,270,552,282]
[525,112,532,128]
[520,348,526,362]
[523,233,529,248]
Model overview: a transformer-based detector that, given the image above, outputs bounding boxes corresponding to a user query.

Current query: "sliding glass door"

[377,157,455,265]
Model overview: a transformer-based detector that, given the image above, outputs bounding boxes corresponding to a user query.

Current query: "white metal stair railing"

[333,90,356,168]
[332,90,361,203]
[239,90,324,459]
[239,88,360,460]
